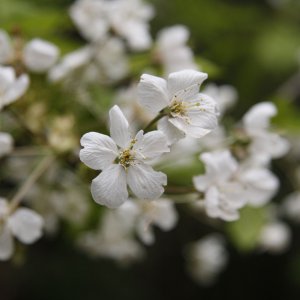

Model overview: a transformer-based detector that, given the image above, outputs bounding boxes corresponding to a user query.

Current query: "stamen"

[117,138,137,169]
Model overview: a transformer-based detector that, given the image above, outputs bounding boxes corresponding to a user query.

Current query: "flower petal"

[136,218,155,245]
[167,69,207,96]
[0,225,13,260]
[168,117,211,138]
[0,132,13,157]
[109,105,131,148]
[205,187,240,221]
[239,168,279,207]
[157,116,185,145]
[91,164,128,208]
[127,163,167,200]
[133,130,169,160]
[0,30,13,64]
[151,199,178,231]
[200,150,238,183]
[138,74,169,114]
[243,102,276,132]
[80,132,118,170]
[3,74,30,106]
[8,208,43,244]
[193,175,212,192]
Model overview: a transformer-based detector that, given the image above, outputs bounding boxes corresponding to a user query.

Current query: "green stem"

[143,111,167,132]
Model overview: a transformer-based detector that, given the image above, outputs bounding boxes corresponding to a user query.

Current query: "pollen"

[118,138,137,169]
[118,149,134,169]
[170,100,187,117]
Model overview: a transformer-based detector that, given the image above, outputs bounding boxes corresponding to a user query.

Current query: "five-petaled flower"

[80,105,170,208]
[138,69,219,144]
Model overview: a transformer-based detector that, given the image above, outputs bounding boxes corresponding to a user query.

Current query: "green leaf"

[226,206,267,252]
[273,98,300,134]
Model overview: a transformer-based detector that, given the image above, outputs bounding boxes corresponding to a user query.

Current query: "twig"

[9,155,55,212]
[143,111,167,132]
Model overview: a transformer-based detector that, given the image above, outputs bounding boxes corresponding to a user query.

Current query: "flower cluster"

[1,0,300,288]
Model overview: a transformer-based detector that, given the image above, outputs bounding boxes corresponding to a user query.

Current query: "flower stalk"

[9,155,55,213]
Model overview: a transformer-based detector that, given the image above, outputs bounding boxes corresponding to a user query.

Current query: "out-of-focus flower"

[193,150,246,221]
[114,83,154,130]
[49,38,129,83]
[91,37,129,81]
[70,0,109,42]
[48,115,77,153]
[0,132,13,157]
[23,39,59,73]
[0,29,13,64]
[78,201,144,264]
[282,192,300,223]
[70,0,154,51]
[186,234,228,285]
[203,83,237,115]
[27,168,90,234]
[138,70,218,144]
[0,198,43,260]
[242,102,290,165]
[109,0,154,51]
[238,163,279,207]
[80,105,169,208]
[48,46,92,82]
[0,66,29,110]
[193,150,279,220]
[258,221,291,253]
[135,198,178,245]
[155,25,198,75]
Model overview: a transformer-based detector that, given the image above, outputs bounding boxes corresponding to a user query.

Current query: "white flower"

[80,105,169,208]
[93,37,129,81]
[258,221,291,254]
[78,202,144,264]
[203,83,237,115]
[70,0,109,42]
[138,69,219,144]
[155,25,198,75]
[23,38,59,73]
[242,102,290,165]
[108,0,154,51]
[0,132,13,157]
[186,234,228,285]
[70,0,154,51]
[193,150,247,221]
[282,192,300,223]
[0,29,13,64]
[238,163,279,207]
[0,66,29,110]
[48,46,92,82]
[49,38,128,83]
[0,198,43,260]
[135,198,178,245]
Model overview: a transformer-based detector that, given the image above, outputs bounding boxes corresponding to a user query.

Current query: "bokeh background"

[1,0,300,299]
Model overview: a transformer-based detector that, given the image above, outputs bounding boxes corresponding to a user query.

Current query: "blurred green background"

[1,0,300,299]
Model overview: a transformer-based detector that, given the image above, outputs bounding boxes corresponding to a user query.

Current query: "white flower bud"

[23,39,59,73]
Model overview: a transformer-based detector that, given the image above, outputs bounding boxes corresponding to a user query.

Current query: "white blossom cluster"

[1,0,300,287]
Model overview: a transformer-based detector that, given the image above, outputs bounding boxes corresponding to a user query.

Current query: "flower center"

[117,138,137,169]
[118,149,134,169]
[170,100,187,117]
